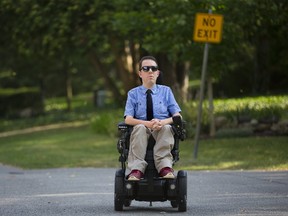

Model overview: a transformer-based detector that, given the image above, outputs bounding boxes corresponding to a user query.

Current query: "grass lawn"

[176,136,288,171]
[0,125,287,171]
[0,126,119,169]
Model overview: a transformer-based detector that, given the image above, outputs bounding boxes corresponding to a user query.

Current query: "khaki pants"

[127,124,174,173]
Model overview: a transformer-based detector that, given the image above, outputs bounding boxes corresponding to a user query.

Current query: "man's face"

[139,59,159,85]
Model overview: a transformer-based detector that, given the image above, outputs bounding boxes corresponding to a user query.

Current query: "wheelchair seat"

[114,115,187,212]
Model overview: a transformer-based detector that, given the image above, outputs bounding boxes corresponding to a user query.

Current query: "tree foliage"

[0,0,287,110]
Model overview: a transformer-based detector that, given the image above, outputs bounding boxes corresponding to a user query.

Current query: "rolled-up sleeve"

[167,88,181,115]
[124,90,135,118]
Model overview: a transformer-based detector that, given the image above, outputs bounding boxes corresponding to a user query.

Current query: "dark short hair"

[139,56,158,70]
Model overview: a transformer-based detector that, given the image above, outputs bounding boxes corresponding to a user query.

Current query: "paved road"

[0,165,287,216]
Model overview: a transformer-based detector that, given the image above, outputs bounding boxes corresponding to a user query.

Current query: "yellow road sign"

[193,13,223,43]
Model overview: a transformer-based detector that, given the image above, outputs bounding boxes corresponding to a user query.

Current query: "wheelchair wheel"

[124,199,132,207]
[177,170,187,212]
[170,200,178,208]
[114,169,125,211]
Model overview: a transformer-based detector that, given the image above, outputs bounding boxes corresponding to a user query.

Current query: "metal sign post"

[193,42,209,159]
[193,10,223,159]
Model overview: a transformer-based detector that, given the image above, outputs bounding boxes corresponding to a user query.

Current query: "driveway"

[0,165,287,215]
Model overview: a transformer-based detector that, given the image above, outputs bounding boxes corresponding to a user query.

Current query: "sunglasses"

[141,66,158,72]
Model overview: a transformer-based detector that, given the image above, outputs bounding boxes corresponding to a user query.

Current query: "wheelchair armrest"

[117,122,132,163]
[172,115,186,141]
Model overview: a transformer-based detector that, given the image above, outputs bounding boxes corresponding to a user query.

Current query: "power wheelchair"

[114,115,187,212]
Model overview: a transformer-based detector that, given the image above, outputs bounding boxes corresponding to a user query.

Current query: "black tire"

[177,170,187,212]
[114,170,125,211]
[124,199,132,207]
[170,200,178,208]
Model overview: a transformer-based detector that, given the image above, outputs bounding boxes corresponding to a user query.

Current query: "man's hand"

[151,119,162,131]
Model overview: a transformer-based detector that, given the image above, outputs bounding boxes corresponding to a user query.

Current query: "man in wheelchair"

[115,56,187,212]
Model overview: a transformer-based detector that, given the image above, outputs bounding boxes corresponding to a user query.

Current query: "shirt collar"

[140,85,157,94]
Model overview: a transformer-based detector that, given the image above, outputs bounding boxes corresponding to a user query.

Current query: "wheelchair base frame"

[114,168,187,212]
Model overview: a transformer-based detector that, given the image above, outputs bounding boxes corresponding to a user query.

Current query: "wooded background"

[0,0,287,111]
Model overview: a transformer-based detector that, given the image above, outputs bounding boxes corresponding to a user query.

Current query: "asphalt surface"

[0,165,287,216]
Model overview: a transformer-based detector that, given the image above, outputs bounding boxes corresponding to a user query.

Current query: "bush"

[90,110,123,137]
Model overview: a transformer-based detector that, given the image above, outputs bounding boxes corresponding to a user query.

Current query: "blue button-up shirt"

[124,84,181,120]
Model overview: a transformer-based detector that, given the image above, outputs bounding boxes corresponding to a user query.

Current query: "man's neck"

[143,83,155,89]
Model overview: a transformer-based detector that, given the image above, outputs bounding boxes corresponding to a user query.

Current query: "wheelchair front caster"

[124,199,132,207]
[170,200,178,208]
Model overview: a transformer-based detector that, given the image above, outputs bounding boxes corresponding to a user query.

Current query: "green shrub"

[181,102,197,138]
[90,110,123,137]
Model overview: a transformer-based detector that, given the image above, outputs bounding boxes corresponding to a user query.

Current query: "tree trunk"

[257,36,270,93]
[109,37,137,94]
[253,34,270,94]
[156,54,176,87]
[176,61,190,103]
[128,39,141,86]
[88,51,124,106]
[65,69,72,112]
